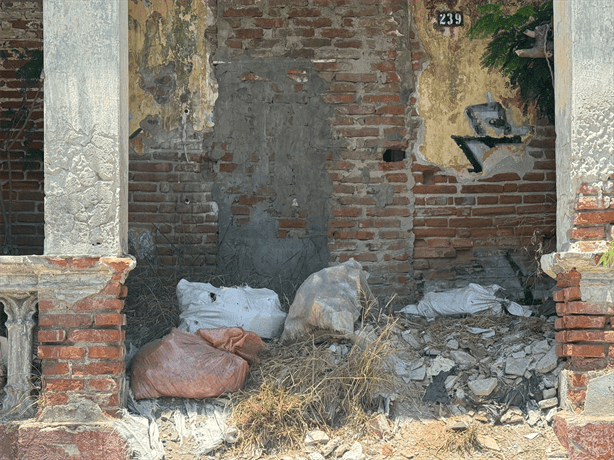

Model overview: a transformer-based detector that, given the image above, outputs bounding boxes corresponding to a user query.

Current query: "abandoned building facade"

[0,0,613,458]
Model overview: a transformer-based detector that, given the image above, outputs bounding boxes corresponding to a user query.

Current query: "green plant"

[469,1,554,123]
[598,242,614,267]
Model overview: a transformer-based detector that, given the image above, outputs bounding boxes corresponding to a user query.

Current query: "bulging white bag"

[400,283,531,318]
[176,280,287,339]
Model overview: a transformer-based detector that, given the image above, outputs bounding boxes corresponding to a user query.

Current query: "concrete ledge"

[553,412,614,460]
[0,256,135,303]
[0,420,130,460]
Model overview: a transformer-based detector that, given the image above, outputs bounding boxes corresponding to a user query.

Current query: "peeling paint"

[411,1,535,175]
[128,0,216,147]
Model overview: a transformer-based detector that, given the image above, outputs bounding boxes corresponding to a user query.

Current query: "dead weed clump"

[231,317,397,454]
[440,425,481,457]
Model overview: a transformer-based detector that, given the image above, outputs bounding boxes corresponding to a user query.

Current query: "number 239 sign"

[438,11,463,27]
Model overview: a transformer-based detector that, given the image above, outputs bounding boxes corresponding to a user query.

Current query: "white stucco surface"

[555,0,614,251]
[44,0,128,256]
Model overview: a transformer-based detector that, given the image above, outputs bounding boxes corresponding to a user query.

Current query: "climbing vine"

[468,1,554,123]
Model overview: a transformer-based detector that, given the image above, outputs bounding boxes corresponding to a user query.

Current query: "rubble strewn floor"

[124,313,568,460]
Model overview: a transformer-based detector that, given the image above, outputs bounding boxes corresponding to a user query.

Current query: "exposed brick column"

[37,258,133,416]
[551,268,614,414]
[541,1,614,456]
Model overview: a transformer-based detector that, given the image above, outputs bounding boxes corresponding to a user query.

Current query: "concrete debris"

[450,350,477,366]
[526,410,541,426]
[428,356,455,377]
[308,453,326,460]
[468,377,498,396]
[505,356,532,376]
[535,348,558,373]
[401,330,421,348]
[477,435,501,451]
[538,397,558,410]
[305,430,330,446]
[446,420,469,431]
[389,314,562,427]
[500,407,525,424]
[341,442,365,460]
[369,414,392,438]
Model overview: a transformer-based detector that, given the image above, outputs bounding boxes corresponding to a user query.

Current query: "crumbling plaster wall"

[128,0,219,271]
[411,1,536,176]
[554,0,614,253]
[128,0,217,137]
[127,0,557,303]
[408,0,556,301]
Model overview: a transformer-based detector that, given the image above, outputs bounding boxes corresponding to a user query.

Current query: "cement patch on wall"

[209,56,338,298]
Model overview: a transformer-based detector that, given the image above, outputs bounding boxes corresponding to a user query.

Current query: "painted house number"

[438,11,463,27]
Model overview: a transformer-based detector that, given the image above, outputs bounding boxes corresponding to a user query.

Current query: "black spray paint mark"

[452,93,531,173]
[452,135,522,173]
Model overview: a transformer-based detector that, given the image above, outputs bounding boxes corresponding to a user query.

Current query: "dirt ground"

[155,410,568,460]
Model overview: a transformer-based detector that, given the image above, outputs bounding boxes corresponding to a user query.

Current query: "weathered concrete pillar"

[0,1,135,456]
[44,0,129,257]
[541,1,614,458]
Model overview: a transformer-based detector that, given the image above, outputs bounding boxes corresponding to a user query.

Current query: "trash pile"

[123,259,562,459]
[387,313,561,427]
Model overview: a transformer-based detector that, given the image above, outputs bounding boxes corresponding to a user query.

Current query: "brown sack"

[197,327,265,364]
[132,328,262,400]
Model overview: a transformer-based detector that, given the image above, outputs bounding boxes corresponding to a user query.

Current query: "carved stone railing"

[0,292,38,419]
[0,255,135,420]
[0,256,39,420]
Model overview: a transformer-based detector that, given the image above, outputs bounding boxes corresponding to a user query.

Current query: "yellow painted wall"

[128,0,216,152]
[411,1,535,173]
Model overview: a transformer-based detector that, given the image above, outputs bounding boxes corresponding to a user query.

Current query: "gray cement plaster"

[554,0,614,251]
[208,56,339,298]
[542,252,614,303]
[583,372,614,417]
[44,0,128,256]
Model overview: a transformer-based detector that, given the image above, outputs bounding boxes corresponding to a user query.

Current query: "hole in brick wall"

[383,149,406,162]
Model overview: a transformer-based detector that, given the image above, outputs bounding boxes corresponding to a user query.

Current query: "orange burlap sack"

[131,327,264,400]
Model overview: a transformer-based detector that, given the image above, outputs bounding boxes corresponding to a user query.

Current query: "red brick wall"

[570,179,614,252]
[128,148,218,274]
[215,0,416,301]
[0,0,44,255]
[552,269,614,413]
[3,0,559,305]
[37,258,133,416]
[411,121,556,297]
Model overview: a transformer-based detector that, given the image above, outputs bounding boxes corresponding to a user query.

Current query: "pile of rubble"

[383,313,561,426]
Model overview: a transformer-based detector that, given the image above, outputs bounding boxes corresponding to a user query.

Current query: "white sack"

[400,283,531,318]
[176,280,286,339]
[281,259,376,343]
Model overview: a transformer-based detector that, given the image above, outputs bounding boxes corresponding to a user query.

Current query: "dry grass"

[231,300,396,454]
[440,425,481,456]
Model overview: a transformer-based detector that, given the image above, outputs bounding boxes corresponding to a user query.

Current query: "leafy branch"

[468,1,554,123]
